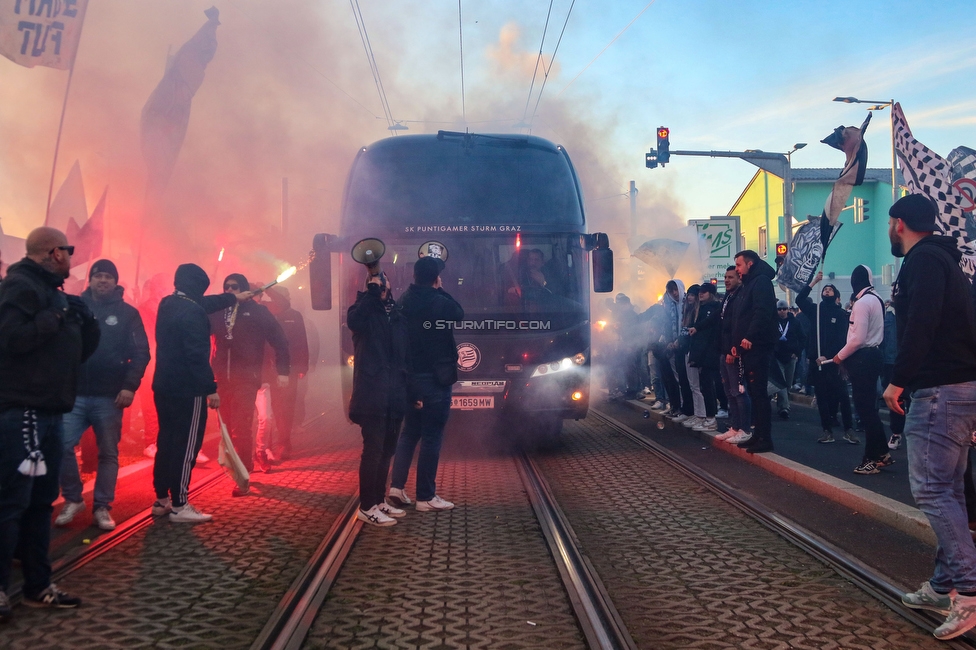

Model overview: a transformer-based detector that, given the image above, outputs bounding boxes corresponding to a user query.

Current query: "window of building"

[758,225,768,258]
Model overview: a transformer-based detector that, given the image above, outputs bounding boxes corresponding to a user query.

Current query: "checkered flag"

[892,103,976,276]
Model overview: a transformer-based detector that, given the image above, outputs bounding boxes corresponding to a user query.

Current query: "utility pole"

[281,177,289,235]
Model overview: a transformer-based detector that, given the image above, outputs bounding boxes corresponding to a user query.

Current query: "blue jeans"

[906,381,976,593]
[0,409,63,595]
[61,396,123,511]
[391,374,452,502]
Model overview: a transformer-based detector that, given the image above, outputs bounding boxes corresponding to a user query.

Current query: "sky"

[1,0,974,275]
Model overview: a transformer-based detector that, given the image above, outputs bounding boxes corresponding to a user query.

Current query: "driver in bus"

[504,249,551,305]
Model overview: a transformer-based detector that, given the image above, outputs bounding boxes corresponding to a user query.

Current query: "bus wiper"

[436,130,555,152]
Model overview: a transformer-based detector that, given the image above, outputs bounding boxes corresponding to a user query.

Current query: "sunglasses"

[50,245,75,256]
[224,283,239,290]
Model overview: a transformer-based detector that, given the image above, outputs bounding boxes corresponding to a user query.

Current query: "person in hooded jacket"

[152,264,252,523]
[883,194,976,640]
[832,264,887,474]
[730,250,778,453]
[768,299,806,419]
[348,271,410,526]
[210,274,290,481]
[0,227,99,616]
[388,257,464,512]
[651,280,684,416]
[797,272,855,443]
[687,282,722,431]
[264,286,309,461]
[716,266,753,443]
[55,260,150,532]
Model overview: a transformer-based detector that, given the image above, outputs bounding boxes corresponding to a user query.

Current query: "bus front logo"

[457,343,481,372]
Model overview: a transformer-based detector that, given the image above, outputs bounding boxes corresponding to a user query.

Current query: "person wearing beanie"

[832,264,886,474]
[884,193,976,640]
[768,298,805,420]
[55,259,150,532]
[151,264,251,523]
[388,256,463,512]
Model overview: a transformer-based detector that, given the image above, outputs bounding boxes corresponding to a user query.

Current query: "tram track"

[589,406,976,649]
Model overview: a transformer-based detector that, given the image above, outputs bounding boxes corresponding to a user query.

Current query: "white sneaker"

[682,416,702,428]
[715,429,739,441]
[415,495,455,512]
[93,507,116,531]
[387,487,413,507]
[196,450,209,464]
[144,443,157,459]
[670,413,689,423]
[54,501,85,527]
[151,498,172,517]
[694,418,717,431]
[716,409,729,418]
[727,431,752,445]
[377,501,405,518]
[935,593,976,640]
[169,503,213,523]
[357,505,396,526]
[649,401,666,410]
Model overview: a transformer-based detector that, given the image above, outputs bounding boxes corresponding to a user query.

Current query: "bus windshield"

[344,234,588,331]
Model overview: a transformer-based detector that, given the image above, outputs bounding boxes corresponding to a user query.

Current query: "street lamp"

[786,142,807,164]
[832,96,897,203]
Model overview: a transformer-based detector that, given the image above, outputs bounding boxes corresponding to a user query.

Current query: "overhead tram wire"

[458,0,466,126]
[529,0,576,125]
[520,0,555,126]
[350,0,400,133]
[555,0,658,99]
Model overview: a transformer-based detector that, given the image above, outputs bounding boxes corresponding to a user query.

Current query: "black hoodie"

[892,235,976,390]
[796,284,848,359]
[399,284,464,379]
[730,259,778,353]
[77,286,151,398]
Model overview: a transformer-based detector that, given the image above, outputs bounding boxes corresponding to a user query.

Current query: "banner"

[776,218,842,294]
[632,238,690,278]
[688,217,740,281]
[0,0,88,69]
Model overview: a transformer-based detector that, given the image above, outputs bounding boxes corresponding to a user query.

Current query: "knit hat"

[223,273,250,292]
[174,263,210,297]
[889,193,938,233]
[414,257,442,285]
[776,299,789,309]
[851,264,872,294]
[89,259,119,283]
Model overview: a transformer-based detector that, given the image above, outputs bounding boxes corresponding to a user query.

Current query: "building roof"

[792,167,905,185]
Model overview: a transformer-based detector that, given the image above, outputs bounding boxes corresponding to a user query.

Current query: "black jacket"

[210,299,290,389]
[347,285,409,423]
[892,235,976,390]
[0,259,100,413]
[277,307,309,377]
[719,287,742,355]
[400,284,464,379]
[77,287,151,398]
[688,301,721,368]
[153,291,236,398]
[772,313,806,364]
[730,260,778,353]
[796,285,849,359]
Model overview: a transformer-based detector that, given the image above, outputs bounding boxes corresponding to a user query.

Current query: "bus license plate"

[451,396,494,410]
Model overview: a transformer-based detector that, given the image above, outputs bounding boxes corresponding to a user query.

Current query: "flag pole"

[44,62,77,226]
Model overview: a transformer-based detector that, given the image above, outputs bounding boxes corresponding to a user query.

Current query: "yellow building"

[727,169,784,258]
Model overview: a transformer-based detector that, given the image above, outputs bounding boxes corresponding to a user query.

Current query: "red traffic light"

[775,242,789,256]
[657,127,670,140]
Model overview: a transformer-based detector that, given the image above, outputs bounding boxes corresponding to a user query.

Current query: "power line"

[458,0,466,125]
[521,0,555,124]
[529,0,576,124]
[556,0,657,99]
[351,0,397,130]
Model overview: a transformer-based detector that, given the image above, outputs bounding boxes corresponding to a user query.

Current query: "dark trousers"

[654,351,680,411]
[675,352,694,416]
[271,375,299,456]
[881,363,908,436]
[153,394,207,508]
[743,350,773,445]
[700,366,720,418]
[845,347,886,462]
[391,374,452,502]
[222,382,259,472]
[810,360,853,432]
[0,409,62,595]
[714,370,728,411]
[359,416,402,510]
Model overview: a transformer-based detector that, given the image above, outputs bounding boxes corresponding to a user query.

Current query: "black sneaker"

[24,583,81,609]
[853,461,880,475]
[888,434,902,450]
[0,589,10,622]
[876,453,895,468]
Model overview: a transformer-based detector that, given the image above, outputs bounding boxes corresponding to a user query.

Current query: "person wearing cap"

[768,298,805,420]
[883,194,976,640]
[152,264,253,523]
[830,264,887,475]
[54,260,150,532]
[388,256,464,512]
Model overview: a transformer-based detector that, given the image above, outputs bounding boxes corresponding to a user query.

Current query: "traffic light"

[645,150,658,169]
[853,197,870,222]
[775,242,788,256]
[657,127,670,165]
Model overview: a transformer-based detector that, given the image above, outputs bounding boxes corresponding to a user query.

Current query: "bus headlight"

[531,354,585,377]
[573,353,586,365]
[346,355,355,367]
[571,391,584,401]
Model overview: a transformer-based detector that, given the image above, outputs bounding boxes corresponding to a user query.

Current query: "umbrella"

[217,410,249,492]
[632,239,690,278]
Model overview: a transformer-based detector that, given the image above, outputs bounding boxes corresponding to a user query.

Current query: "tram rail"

[589,406,976,649]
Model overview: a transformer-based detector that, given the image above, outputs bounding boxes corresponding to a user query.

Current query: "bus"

[310,131,613,436]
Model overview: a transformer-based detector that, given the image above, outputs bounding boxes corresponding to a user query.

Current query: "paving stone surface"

[536,418,947,650]
[0,428,361,649]
[305,452,586,649]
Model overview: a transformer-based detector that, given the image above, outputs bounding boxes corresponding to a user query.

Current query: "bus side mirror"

[592,248,613,293]
[310,233,335,310]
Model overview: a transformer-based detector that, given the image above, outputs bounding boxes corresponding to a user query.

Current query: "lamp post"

[786,142,807,164]
[833,96,897,203]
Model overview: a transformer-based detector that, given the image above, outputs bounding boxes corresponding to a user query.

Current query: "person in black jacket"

[883,194,976,640]
[388,257,464,512]
[0,227,99,616]
[348,271,410,526]
[731,250,778,453]
[265,287,309,461]
[210,274,290,480]
[768,299,806,419]
[715,266,753,443]
[55,260,150,532]
[152,264,248,523]
[796,272,855,443]
[688,282,722,431]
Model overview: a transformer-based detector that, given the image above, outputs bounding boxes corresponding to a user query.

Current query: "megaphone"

[351,238,385,275]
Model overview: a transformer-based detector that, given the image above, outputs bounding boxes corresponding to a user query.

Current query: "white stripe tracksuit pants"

[153,394,207,508]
